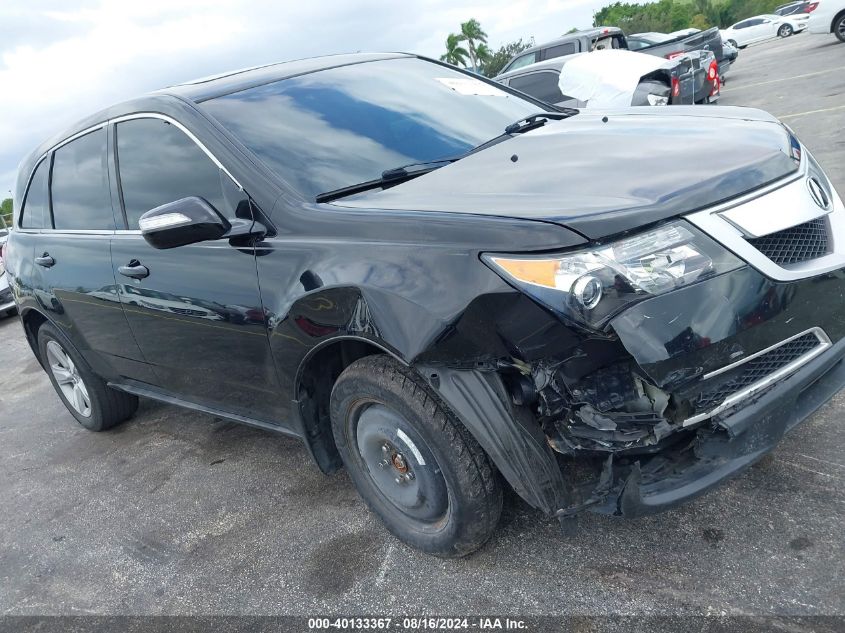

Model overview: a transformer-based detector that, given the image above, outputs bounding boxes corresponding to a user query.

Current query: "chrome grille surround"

[683,327,831,426]
[685,148,845,282]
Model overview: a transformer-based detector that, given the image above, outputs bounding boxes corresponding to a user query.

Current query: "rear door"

[27,128,152,381]
[109,115,282,422]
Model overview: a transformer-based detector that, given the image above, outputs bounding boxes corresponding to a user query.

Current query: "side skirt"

[108,379,303,439]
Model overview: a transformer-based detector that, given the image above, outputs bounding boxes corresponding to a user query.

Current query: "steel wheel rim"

[46,340,91,417]
[839,20,845,36]
[354,403,449,523]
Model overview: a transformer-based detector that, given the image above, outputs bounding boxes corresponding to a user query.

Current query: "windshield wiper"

[315,109,579,204]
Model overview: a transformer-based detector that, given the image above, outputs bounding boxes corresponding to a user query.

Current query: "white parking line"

[727,68,841,91]
[780,105,845,120]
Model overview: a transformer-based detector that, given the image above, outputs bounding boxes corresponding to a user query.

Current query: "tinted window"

[116,118,230,228]
[508,72,564,104]
[504,52,538,72]
[542,42,577,60]
[21,158,50,229]
[733,20,750,29]
[51,130,114,230]
[627,38,649,50]
[201,57,539,199]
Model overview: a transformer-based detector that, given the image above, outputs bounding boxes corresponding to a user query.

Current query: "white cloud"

[0,0,599,197]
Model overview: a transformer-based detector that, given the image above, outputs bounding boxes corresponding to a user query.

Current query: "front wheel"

[38,322,138,431]
[330,356,502,557]
[835,14,845,43]
[779,24,793,38]
[727,39,738,48]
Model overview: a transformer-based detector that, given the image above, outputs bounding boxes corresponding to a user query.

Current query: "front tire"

[330,356,502,557]
[779,24,793,38]
[727,39,738,48]
[38,322,138,431]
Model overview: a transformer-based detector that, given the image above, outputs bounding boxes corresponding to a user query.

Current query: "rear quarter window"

[508,71,565,104]
[20,158,50,229]
[51,130,114,231]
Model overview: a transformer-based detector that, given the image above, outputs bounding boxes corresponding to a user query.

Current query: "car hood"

[333,107,799,240]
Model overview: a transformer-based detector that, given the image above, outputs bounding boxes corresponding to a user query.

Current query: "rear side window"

[542,42,577,60]
[508,72,565,104]
[51,130,114,230]
[21,158,50,229]
[116,118,230,229]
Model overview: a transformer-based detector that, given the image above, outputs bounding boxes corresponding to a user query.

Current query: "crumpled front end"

[424,146,845,522]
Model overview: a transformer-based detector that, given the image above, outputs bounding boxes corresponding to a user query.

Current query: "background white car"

[808,0,845,42]
[721,13,808,47]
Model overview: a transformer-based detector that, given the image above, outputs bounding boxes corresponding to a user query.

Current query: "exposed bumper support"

[592,334,845,517]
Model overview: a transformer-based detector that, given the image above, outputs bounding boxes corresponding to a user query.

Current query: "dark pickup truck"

[627,27,729,80]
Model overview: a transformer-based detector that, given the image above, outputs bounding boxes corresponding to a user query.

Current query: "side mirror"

[139,197,231,249]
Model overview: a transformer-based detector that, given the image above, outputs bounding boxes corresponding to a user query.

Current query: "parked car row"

[0,215,15,318]
[494,27,721,109]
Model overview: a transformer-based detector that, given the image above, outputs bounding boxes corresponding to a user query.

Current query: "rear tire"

[835,14,845,43]
[330,355,502,557]
[779,24,793,38]
[38,322,138,431]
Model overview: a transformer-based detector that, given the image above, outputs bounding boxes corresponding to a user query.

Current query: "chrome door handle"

[118,260,150,279]
[35,254,55,268]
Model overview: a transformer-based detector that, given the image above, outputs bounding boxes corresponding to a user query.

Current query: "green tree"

[1,198,12,227]
[481,37,535,78]
[440,33,469,67]
[459,18,488,72]
[474,43,493,74]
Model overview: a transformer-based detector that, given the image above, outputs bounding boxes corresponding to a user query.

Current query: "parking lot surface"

[1,34,843,616]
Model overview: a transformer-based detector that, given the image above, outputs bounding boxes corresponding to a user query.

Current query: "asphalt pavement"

[0,32,843,617]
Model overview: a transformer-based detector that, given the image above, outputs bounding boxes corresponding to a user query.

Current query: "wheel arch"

[833,9,845,33]
[20,307,50,367]
[294,335,404,474]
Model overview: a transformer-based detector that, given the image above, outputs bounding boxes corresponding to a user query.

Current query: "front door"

[109,116,283,422]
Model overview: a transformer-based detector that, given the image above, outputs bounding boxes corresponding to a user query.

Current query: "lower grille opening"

[747,217,829,265]
[683,328,831,426]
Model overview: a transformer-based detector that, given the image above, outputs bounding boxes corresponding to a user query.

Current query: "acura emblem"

[807,177,830,210]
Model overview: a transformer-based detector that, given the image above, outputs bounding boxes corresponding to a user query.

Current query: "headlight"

[483,221,743,329]
[647,93,669,106]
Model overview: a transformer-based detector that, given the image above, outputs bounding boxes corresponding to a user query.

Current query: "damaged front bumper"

[421,265,845,524]
[591,332,845,516]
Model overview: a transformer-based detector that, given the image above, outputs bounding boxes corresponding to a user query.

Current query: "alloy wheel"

[46,340,92,417]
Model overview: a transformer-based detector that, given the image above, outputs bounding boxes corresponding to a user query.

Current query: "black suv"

[6,54,844,557]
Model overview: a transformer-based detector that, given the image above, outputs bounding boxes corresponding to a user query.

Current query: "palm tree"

[459,18,488,72]
[473,43,492,74]
[440,33,469,67]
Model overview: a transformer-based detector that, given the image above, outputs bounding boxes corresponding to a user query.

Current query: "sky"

[0,0,604,200]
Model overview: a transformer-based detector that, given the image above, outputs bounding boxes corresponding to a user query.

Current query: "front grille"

[695,332,822,412]
[747,217,829,265]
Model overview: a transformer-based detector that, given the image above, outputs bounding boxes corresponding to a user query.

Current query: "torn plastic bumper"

[589,333,845,516]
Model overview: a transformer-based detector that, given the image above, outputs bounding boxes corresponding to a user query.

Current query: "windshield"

[201,57,540,199]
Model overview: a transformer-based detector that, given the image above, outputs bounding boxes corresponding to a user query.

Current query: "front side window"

[116,118,231,228]
[201,57,539,199]
[504,52,539,73]
[21,158,50,229]
[508,72,565,104]
[51,130,114,230]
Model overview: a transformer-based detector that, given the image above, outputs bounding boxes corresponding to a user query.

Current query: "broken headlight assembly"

[483,221,744,329]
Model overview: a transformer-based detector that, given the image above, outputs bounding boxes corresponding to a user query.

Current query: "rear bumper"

[591,334,845,516]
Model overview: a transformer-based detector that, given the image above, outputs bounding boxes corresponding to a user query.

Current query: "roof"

[495,53,585,81]
[15,52,415,200]
[161,52,411,102]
